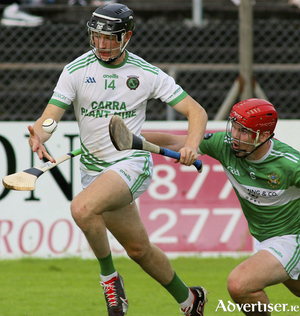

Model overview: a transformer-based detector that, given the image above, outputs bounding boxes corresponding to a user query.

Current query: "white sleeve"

[151,68,185,104]
[50,66,76,106]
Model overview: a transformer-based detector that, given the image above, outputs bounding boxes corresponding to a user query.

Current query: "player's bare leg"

[103,202,175,284]
[71,169,175,284]
[102,185,208,315]
[227,250,290,315]
[70,170,138,315]
[70,171,131,257]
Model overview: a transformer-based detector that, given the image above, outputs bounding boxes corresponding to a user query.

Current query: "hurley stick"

[109,115,202,172]
[2,148,82,191]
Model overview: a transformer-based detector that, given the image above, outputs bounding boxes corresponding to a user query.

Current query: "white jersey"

[49,50,187,175]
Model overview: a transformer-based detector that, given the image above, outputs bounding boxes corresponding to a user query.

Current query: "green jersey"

[199,132,300,242]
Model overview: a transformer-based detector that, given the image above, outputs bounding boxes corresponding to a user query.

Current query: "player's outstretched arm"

[142,132,187,152]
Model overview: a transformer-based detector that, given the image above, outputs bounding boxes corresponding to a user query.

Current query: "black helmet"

[87,4,134,63]
[87,3,134,42]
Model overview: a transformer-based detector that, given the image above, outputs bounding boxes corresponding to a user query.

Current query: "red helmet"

[229,98,278,139]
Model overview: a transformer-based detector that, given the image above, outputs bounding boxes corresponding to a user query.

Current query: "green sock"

[163,272,189,304]
[97,252,116,276]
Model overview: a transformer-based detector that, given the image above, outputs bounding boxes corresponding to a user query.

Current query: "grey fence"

[1,18,300,121]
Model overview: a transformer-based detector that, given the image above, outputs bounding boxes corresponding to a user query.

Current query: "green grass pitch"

[0,256,298,315]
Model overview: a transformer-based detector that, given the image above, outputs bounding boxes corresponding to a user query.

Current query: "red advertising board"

[139,127,253,254]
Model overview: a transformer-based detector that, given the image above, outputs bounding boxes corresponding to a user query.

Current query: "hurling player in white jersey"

[144,98,300,316]
[27,3,208,316]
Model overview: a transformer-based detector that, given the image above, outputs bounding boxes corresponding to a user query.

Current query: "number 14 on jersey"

[105,79,116,90]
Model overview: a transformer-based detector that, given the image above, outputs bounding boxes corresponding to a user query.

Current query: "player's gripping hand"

[28,125,56,163]
[178,146,199,166]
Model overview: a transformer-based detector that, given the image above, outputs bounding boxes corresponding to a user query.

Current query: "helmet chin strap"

[99,51,122,64]
[232,133,275,159]
[94,45,122,64]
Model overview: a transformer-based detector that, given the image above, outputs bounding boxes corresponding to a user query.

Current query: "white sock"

[100,271,118,282]
[179,289,195,310]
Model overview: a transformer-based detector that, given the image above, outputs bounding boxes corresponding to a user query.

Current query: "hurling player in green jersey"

[144,98,300,316]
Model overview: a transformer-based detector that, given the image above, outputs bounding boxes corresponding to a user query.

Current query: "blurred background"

[1,0,300,122]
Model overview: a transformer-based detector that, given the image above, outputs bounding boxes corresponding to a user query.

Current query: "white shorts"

[80,154,153,201]
[255,235,300,280]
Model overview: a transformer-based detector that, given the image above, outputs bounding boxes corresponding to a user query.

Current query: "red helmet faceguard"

[227,98,278,157]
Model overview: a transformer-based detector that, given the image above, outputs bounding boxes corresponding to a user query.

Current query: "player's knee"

[227,272,247,302]
[125,242,150,262]
[70,199,92,230]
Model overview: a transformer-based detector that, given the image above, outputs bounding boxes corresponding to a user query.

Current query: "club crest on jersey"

[126,76,139,90]
[267,173,280,188]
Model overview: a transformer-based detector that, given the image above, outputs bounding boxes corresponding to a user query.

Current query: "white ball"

[42,118,58,134]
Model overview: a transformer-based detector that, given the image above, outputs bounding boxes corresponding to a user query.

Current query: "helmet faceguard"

[87,4,135,63]
[226,98,278,158]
